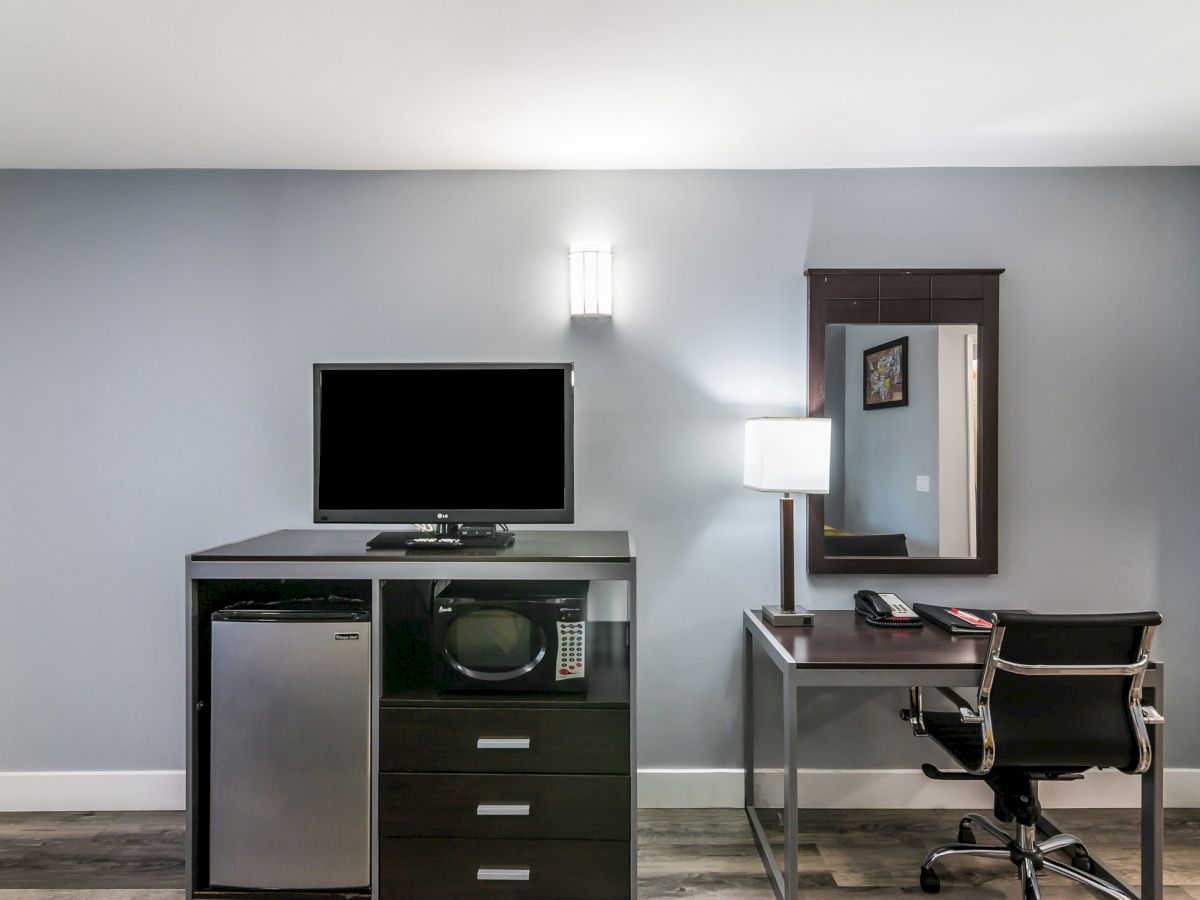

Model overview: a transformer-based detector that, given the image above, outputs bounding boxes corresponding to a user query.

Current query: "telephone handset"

[855,590,923,628]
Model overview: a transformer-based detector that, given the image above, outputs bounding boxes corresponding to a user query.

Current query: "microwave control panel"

[555,621,586,680]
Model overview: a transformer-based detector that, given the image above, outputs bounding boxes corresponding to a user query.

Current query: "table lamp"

[743,417,832,626]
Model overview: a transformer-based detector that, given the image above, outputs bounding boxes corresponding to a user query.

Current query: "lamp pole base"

[762,604,814,627]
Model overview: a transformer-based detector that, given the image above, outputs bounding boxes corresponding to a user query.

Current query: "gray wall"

[842,324,940,556]
[1,168,1198,774]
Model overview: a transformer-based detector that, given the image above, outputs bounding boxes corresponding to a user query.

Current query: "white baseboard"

[637,768,1200,809]
[0,771,185,812]
[2,768,1196,812]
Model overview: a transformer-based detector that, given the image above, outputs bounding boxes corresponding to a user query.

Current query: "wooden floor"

[0,808,1198,898]
[640,809,1200,898]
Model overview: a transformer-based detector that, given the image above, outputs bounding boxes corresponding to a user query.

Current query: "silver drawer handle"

[476,737,530,750]
[477,867,530,881]
[477,803,530,816]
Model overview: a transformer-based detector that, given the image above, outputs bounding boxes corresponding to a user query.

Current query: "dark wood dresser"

[378,619,632,898]
[186,529,636,900]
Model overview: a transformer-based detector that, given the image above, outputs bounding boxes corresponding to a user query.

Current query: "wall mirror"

[806,269,1001,574]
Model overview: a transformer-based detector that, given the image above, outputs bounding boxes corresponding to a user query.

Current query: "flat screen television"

[313,363,574,526]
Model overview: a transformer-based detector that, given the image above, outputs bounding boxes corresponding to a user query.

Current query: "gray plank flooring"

[1,808,1198,897]
[0,812,182,891]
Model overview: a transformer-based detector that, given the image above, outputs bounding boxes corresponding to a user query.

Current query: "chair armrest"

[934,687,983,724]
[903,687,986,730]
[901,686,927,735]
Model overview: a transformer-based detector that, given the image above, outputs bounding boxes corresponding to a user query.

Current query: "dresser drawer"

[379,707,629,775]
[379,837,630,900]
[380,773,630,840]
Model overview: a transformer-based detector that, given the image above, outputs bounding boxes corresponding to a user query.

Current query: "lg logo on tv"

[437,513,448,519]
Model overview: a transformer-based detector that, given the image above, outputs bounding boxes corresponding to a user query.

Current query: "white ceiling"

[2,0,1199,169]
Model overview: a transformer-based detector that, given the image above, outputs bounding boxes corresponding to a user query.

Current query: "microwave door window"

[446,609,543,676]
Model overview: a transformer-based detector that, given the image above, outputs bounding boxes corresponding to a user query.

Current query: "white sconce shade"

[743,418,832,494]
[569,242,613,317]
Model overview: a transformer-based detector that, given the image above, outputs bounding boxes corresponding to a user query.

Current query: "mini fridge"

[208,599,370,890]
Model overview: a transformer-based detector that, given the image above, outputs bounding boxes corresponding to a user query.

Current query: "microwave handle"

[476,737,531,750]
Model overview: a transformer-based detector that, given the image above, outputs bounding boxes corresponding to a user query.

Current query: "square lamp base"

[762,604,814,627]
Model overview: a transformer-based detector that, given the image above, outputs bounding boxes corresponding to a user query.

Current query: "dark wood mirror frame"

[805,268,1002,575]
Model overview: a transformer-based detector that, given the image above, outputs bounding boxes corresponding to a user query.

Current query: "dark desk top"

[747,609,988,669]
[190,529,633,563]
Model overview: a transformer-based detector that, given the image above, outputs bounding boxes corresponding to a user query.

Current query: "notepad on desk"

[912,603,997,635]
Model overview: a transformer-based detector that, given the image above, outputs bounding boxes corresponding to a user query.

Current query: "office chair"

[902,611,1163,900]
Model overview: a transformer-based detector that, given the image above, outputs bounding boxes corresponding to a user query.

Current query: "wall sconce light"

[569,242,612,318]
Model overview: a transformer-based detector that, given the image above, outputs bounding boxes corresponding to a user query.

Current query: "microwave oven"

[431,581,588,693]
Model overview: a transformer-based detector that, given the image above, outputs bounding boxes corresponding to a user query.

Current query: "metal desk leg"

[1142,672,1164,900]
[743,619,795,900]
[744,625,755,810]
[782,668,798,900]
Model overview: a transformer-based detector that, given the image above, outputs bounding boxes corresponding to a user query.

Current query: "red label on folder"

[949,608,992,628]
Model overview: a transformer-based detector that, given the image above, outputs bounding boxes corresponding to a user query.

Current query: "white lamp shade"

[743,417,832,494]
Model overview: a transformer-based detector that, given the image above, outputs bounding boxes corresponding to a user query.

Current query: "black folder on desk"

[912,603,997,635]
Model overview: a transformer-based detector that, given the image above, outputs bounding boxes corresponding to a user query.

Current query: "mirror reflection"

[824,324,979,559]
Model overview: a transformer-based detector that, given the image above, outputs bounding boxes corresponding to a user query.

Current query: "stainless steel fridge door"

[209,619,370,889]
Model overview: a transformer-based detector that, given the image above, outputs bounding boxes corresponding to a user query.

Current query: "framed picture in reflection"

[863,336,908,410]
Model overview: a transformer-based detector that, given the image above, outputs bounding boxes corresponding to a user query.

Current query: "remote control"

[555,621,585,680]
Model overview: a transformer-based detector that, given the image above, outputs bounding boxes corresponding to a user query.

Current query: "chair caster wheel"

[1071,848,1095,874]
[919,867,941,893]
[957,819,975,844]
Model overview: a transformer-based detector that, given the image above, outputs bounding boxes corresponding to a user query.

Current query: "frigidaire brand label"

[334,633,360,641]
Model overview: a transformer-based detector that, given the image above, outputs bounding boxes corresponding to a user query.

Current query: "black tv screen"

[314,363,573,523]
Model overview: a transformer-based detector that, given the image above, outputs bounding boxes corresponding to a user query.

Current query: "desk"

[742,609,1164,900]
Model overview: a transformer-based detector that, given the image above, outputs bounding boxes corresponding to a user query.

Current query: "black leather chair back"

[986,611,1161,772]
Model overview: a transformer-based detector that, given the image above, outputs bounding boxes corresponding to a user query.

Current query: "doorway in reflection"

[825,324,979,559]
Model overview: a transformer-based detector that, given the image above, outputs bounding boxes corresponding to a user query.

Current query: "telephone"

[854,590,923,628]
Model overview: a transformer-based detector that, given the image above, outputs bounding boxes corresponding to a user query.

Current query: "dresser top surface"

[190,528,633,563]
